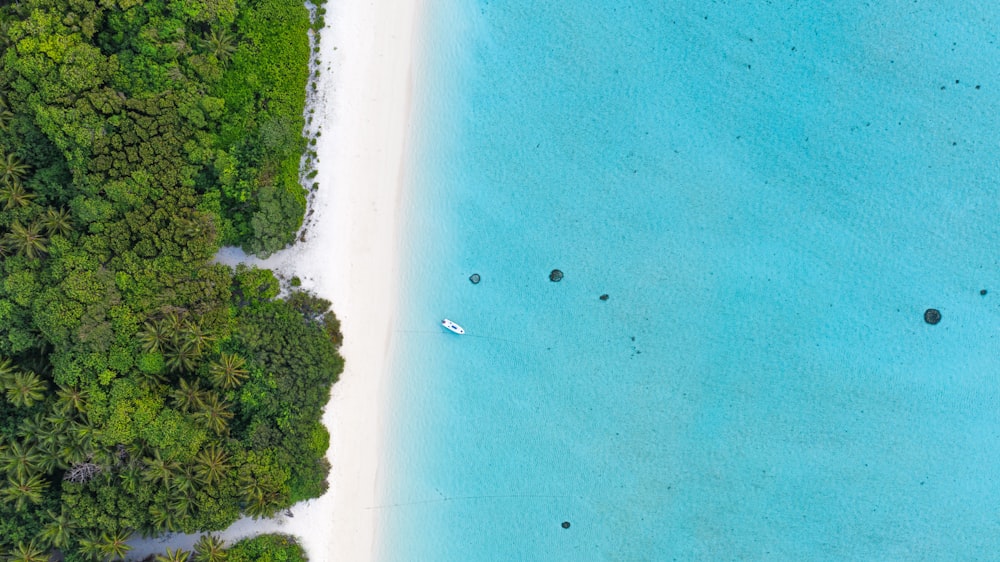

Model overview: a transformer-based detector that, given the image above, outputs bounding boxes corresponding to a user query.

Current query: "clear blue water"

[378,2,1000,560]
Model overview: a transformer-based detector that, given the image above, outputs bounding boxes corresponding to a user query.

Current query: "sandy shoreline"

[314,0,420,558]
[129,0,421,560]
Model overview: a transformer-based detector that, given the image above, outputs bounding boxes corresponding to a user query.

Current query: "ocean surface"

[378,2,1000,560]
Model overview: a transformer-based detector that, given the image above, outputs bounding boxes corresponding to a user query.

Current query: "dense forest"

[0,0,340,557]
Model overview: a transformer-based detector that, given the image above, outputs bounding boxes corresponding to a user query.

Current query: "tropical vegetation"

[0,0,339,557]
[223,533,306,562]
[139,533,306,562]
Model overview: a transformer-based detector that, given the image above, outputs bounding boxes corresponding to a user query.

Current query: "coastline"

[315,0,421,558]
[127,0,422,559]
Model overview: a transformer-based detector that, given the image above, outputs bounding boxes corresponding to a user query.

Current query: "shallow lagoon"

[379,2,1000,559]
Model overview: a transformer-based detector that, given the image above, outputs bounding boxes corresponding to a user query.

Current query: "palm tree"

[172,464,196,494]
[180,320,215,355]
[194,444,229,486]
[1,472,48,510]
[142,449,179,487]
[122,440,148,464]
[164,340,200,373]
[4,371,48,408]
[38,507,77,550]
[43,411,71,433]
[162,310,185,332]
[5,370,47,407]
[55,384,89,415]
[149,503,179,533]
[14,411,45,441]
[39,207,73,237]
[203,28,237,64]
[171,377,207,412]
[97,528,132,561]
[194,393,233,435]
[4,221,48,259]
[0,180,35,209]
[0,152,29,185]
[0,440,43,478]
[193,534,227,562]
[16,413,58,473]
[169,489,195,518]
[240,474,263,502]
[118,466,143,494]
[77,533,104,561]
[72,413,100,443]
[156,547,192,562]
[0,356,16,380]
[209,353,249,390]
[57,433,91,467]
[7,540,48,562]
[138,319,170,354]
[244,490,282,519]
[34,417,66,468]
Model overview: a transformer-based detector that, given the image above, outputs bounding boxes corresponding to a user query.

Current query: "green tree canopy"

[0,0,337,556]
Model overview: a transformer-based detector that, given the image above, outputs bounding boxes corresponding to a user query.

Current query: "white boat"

[441,318,465,335]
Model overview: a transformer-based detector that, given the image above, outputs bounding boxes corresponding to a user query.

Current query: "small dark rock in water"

[599,294,609,301]
[924,308,941,325]
[981,289,988,296]
[549,269,564,282]
[561,521,571,529]
[469,273,481,284]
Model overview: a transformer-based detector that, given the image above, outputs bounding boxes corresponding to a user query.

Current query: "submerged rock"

[924,308,941,325]
[469,273,481,284]
[981,289,988,296]
[549,269,564,282]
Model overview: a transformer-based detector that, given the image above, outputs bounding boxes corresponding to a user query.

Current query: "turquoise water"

[378,2,1000,560]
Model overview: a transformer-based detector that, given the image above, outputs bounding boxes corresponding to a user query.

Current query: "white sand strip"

[312,0,421,559]
[128,0,422,560]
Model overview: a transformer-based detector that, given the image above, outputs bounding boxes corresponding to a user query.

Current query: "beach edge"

[317,0,422,560]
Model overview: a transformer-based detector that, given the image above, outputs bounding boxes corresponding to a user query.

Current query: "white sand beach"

[307,0,421,558]
[129,0,422,560]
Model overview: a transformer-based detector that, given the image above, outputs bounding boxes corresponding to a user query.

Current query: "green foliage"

[151,533,308,562]
[1,472,49,510]
[286,290,342,347]
[211,0,310,254]
[236,298,341,421]
[7,539,49,562]
[209,352,249,390]
[233,297,341,502]
[2,370,47,408]
[0,0,338,555]
[226,534,306,562]
[192,533,227,562]
[231,264,279,306]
